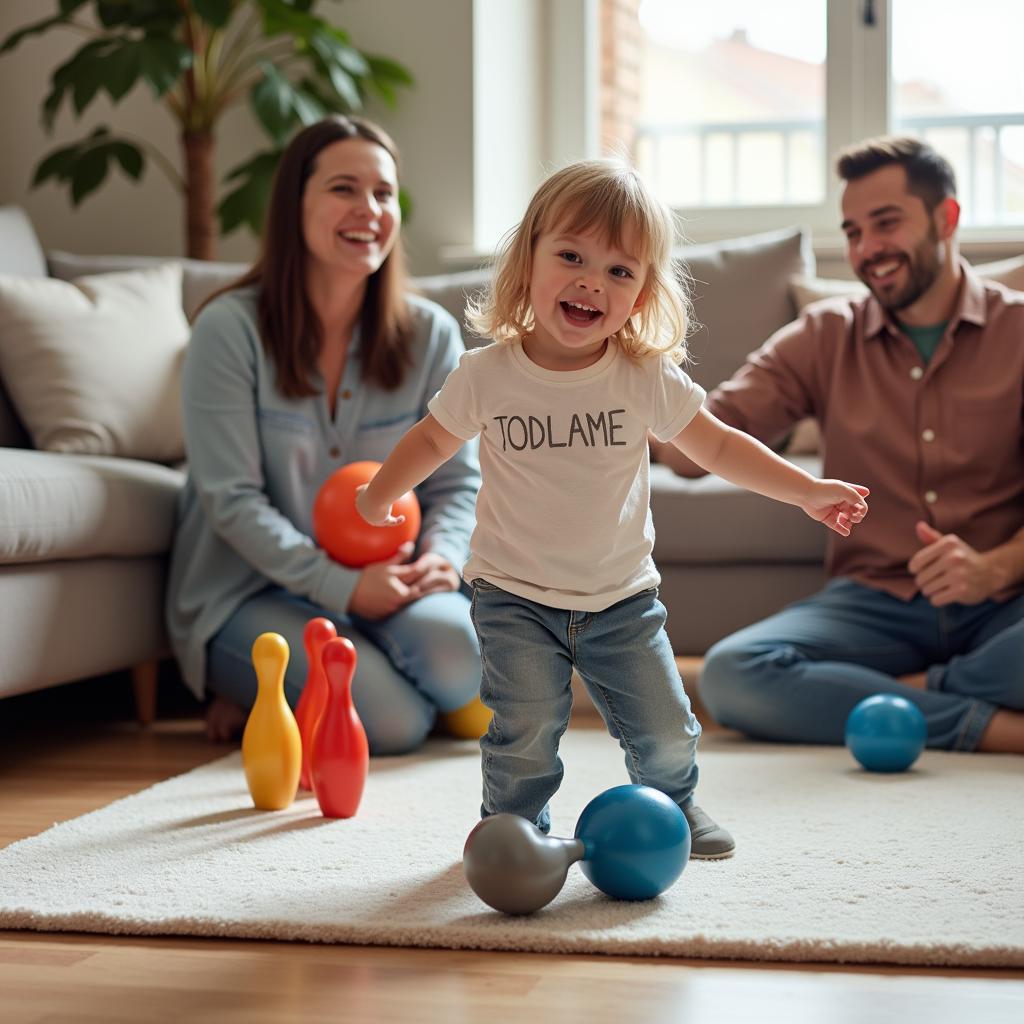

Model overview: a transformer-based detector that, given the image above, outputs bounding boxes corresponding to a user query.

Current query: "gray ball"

[463,814,585,914]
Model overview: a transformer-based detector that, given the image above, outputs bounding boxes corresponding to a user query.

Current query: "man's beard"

[859,227,942,312]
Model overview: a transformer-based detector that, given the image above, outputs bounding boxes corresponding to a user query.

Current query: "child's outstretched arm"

[670,408,870,536]
[355,414,465,527]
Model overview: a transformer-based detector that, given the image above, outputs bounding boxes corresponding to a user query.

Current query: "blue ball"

[574,784,691,900]
[845,694,928,772]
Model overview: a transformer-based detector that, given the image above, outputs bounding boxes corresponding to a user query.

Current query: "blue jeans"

[470,581,702,833]
[206,586,481,755]
[701,577,1024,751]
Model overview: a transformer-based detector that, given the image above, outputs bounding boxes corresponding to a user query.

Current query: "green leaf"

[222,149,280,186]
[137,34,193,96]
[31,130,147,205]
[70,147,110,205]
[218,150,280,236]
[366,55,415,89]
[1,13,71,55]
[290,84,325,125]
[111,142,144,179]
[33,143,82,186]
[42,86,66,134]
[310,35,361,109]
[42,35,173,117]
[102,39,144,101]
[365,53,417,110]
[258,0,316,38]
[193,0,234,27]
[398,186,413,224]
[44,40,111,124]
[320,31,370,78]
[96,0,180,32]
[251,61,294,144]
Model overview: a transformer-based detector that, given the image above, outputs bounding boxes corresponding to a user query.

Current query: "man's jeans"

[701,577,1024,751]
[470,580,702,833]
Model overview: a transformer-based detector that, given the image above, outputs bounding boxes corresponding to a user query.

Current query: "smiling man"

[652,135,1024,754]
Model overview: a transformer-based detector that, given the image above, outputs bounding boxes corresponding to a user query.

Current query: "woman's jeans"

[206,586,481,755]
[700,577,1024,751]
[470,581,702,833]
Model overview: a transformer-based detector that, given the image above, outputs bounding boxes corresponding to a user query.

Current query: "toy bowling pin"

[242,632,302,810]
[295,617,337,790]
[311,637,369,818]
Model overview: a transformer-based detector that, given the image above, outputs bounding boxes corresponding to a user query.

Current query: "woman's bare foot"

[978,709,1024,753]
[898,671,928,690]
[205,694,248,742]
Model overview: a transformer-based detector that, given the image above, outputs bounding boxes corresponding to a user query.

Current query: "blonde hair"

[467,159,692,363]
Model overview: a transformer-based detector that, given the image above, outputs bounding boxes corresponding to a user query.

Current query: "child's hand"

[800,480,870,536]
[354,483,406,527]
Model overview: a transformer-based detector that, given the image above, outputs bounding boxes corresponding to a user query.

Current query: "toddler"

[356,159,869,858]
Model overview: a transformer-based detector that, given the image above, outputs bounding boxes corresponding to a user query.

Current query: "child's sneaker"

[684,804,735,859]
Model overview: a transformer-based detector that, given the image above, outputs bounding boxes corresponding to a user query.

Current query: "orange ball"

[313,460,421,568]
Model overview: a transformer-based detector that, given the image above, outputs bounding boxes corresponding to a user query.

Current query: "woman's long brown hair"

[208,116,413,396]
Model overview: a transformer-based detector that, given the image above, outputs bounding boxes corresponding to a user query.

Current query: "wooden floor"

[1,665,1022,1024]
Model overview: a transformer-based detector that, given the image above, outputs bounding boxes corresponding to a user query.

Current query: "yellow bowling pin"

[242,632,302,810]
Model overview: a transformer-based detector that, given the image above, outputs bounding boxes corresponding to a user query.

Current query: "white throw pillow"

[0,263,189,461]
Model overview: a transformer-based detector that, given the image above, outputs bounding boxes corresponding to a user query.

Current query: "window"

[600,0,1024,239]
[891,0,1024,226]
[627,0,826,209]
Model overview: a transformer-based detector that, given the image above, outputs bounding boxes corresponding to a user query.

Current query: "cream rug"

[1,730,1021,967]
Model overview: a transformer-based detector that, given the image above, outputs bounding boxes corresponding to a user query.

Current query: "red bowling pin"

[311,637,369,818]
[295,617,337,790]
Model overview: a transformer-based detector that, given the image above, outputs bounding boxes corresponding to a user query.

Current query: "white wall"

[0,0,476,274]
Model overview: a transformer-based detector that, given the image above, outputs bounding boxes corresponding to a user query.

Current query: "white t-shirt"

[428,340,705,611]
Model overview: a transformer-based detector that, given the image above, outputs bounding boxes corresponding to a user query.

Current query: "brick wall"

[600,0,643,157]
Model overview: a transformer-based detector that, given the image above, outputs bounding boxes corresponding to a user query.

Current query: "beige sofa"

[0,206,831,716]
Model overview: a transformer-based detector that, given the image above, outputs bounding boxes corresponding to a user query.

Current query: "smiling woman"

[164,116,483,753]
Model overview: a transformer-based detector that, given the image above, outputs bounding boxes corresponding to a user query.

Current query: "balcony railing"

[635,112,1024,223]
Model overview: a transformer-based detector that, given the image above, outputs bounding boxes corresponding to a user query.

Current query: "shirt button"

[922,428,935,442]
[341,389,353,400]
[329,446,341,458]
[924,490,938,504]
[910,366,924,381]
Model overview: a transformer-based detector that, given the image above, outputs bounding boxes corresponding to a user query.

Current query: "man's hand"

[394,552,461,599]
[347,542,418,619]
[908,521,1004,606]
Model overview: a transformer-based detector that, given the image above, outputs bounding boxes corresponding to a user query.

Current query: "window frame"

[604,0,1024,251]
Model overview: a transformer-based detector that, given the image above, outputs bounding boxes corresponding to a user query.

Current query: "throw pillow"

[0,263,189,461]
[679,226,814,392]
[46,250,248,321]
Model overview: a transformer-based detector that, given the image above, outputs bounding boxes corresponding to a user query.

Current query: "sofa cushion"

[414,269,490,343]
[650,457,826,563]
[680,226,813,391]
[0,263,189,461]
[416,227,814,385]
[47,250,249,321]
[0,206,47,278]
[0,448,184,564]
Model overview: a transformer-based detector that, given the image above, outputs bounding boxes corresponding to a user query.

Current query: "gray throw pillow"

[47,251,248,321]
[678,225,814,391]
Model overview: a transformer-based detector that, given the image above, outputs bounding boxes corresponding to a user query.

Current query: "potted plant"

[1,0,413,258]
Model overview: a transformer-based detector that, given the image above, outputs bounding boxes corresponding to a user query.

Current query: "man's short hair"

[836,135,957,211]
